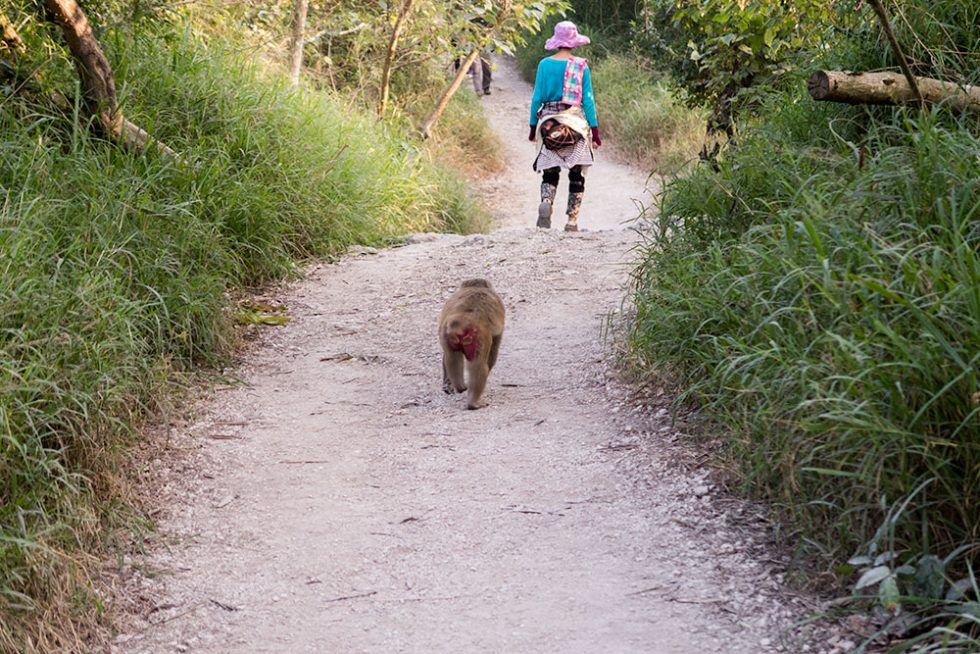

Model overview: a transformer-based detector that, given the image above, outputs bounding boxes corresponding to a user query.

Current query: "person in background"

[454,16,492,96]
[528,20,601,232]
[462,50,492,96]
[474,51,492,96]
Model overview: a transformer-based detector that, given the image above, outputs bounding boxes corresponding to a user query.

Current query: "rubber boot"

[564,191,583,232]
[537,181,557,228]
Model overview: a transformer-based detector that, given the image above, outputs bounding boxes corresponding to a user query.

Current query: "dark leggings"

[542,166,585,193]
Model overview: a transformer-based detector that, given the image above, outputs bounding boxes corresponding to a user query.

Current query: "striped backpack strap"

[561,56,587,106]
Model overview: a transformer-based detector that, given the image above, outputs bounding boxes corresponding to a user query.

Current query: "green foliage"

[635,0,837,131]
[562,0,639,30]
[634,0,979,132]
[626,0,980,643]
[564,0,638,51]
[846,483,980,651]
[478,0,572,56]
[842,0,980,85]
[224,0,567,98]
[0,26,484,648]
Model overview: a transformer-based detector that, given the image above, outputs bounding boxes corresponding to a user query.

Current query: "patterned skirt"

[533,101,595,172]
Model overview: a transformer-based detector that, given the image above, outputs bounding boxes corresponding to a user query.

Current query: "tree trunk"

[418,47,479,139]
[377,0,416,117]
[288,0,309,88]
[43,0,179,158]
[43,0,117,118]
[808,70,980,113]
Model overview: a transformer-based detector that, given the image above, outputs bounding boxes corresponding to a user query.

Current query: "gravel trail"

[115,58,832,654]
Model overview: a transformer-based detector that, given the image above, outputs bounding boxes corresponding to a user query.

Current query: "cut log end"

[807,71,831,100]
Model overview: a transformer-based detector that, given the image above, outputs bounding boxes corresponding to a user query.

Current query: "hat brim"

[544,34,591,50]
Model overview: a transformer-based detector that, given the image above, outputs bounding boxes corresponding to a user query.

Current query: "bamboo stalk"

[378,0,417,117]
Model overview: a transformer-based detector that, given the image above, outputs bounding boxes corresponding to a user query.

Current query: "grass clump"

[0,27,485,651]
[589,54,705,173]
[627,99,980,567]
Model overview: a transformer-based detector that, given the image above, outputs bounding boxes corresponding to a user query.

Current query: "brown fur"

[438,278,505,410]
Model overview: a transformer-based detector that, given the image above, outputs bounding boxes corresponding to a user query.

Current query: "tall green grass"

[627,100,980,567]
[0,28,486,651]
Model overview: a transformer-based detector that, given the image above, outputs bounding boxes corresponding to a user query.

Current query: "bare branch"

[867,0,922,106]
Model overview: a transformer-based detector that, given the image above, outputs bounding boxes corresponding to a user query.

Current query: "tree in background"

[636,0,836,136]
[235,0,565,129]
[634,0,978,137]
[288,0,310,87]
[419,0,568,137]
[378,0,417,117]
[4,0,568,141]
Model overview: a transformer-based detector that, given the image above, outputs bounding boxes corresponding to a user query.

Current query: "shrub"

[627,102,980,566]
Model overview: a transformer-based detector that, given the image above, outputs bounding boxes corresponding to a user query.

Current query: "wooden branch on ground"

[1,12,25,53]
[808,70,980,113]
[42,0,181,159]
[418,47,480,139]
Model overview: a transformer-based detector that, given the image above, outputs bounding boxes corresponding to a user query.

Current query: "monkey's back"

[439,284,505,336]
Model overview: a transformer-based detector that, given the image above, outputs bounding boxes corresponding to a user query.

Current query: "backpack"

[540,118,582,150]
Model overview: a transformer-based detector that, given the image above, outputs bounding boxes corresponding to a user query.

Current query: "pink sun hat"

[545,21,591,50]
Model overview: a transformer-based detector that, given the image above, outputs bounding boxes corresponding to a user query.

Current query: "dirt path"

[114,59,829,653]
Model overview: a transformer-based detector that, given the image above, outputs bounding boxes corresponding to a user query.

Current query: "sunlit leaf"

[855,565,892,590]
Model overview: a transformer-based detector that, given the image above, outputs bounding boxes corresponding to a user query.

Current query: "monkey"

[438,278,505,410]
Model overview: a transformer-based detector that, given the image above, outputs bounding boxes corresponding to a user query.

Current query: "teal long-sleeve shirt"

[528,57,598,127]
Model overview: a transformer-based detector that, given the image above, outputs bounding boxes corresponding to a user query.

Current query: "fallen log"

[43,0,180,159]
[808,70,980,113]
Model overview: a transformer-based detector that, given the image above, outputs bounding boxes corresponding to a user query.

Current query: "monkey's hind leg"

[465,360,490,410]
[443,351,466,394]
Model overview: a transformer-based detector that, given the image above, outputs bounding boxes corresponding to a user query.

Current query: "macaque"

[438,279,505,410]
